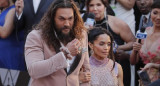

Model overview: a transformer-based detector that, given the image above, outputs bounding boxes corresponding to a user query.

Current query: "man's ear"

[88,42,93,50]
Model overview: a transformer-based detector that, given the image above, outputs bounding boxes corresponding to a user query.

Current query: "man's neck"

[61,41,68,46]
[60,37,73,46]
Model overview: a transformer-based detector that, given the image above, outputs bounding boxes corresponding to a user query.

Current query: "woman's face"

[88,0,106,21]
[151,8,160,27]
[0,0,9,8]
[89,34,111,60]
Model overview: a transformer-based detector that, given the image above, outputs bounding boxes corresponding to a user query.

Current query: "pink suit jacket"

[25,30,90,86]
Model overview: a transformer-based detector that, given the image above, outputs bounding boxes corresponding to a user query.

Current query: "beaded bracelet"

[60,46,73,59]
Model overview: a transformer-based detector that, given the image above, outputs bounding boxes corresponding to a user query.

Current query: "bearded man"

[24,0,90,86]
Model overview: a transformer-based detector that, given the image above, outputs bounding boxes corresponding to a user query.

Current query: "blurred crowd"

[0,0,160,86]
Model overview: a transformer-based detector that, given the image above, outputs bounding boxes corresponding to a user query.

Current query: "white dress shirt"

[143,13,150,24]
[33,0,41,13]
[17,0,41,19]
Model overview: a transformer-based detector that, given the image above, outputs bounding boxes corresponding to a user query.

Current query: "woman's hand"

[79,67,91,83]
[142,63,160,71]
[133,42,142,51]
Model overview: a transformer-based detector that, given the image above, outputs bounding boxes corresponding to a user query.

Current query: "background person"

[15,0,55,84]
[86,0,135,85]
[136,0,154,29]
[15,0,54,39]
[130,0,160,85]
[109,0,136,35]
[132,0,154,85]
[0,0,26,70]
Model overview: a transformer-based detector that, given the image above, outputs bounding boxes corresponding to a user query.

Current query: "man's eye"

[69,17,73,21]
[59,18,64,21]
[99,43,104,46]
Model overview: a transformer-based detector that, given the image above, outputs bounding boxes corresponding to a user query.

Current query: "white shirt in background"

[33,0,41,13]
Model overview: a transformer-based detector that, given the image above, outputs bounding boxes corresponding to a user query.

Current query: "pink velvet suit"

[25,30,90,86]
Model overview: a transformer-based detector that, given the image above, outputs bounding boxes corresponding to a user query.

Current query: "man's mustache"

[61,26,71,30]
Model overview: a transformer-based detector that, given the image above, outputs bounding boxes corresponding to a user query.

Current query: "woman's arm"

[130,39,142,65]
[130,50,140,65]
[130,51,140,65]
[117,63,124,86]
[0,8,15,38]
[108,15,136,51]
[108,16,135,60]
[117,0,135,10]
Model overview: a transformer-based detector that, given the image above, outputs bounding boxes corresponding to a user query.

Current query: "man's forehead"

[56,8,74,17]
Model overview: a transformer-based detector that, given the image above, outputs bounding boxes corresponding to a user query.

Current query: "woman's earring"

[90,49,94,54]
[104,8,107,18]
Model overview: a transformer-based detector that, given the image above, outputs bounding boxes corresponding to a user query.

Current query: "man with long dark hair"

[25,0,90,86]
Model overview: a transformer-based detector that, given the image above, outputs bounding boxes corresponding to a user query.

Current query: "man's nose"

[64,20,70,26]
[140,0,145,6]
[157,14,160,18]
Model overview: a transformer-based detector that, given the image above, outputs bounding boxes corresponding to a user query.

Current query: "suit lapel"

[147,15,153,27]
[67,52,82,75]
[28,0,35,15]
[139,16,143,30]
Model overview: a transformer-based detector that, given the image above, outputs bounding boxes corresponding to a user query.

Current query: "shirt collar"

[143,12,150,20]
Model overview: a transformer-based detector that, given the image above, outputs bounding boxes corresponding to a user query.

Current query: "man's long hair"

[35,0,85,53]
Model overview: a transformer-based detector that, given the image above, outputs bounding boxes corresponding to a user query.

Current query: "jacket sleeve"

[25,30,68,79]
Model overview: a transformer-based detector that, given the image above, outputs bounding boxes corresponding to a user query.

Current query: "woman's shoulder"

[108,15,129,31]
[108,15,127,26]
[108,60,121,76]
[113,61,122,70]
[6,7,15,16]
[6,5,15,13]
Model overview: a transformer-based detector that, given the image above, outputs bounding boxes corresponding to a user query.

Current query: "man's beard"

[55,26,74,44]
